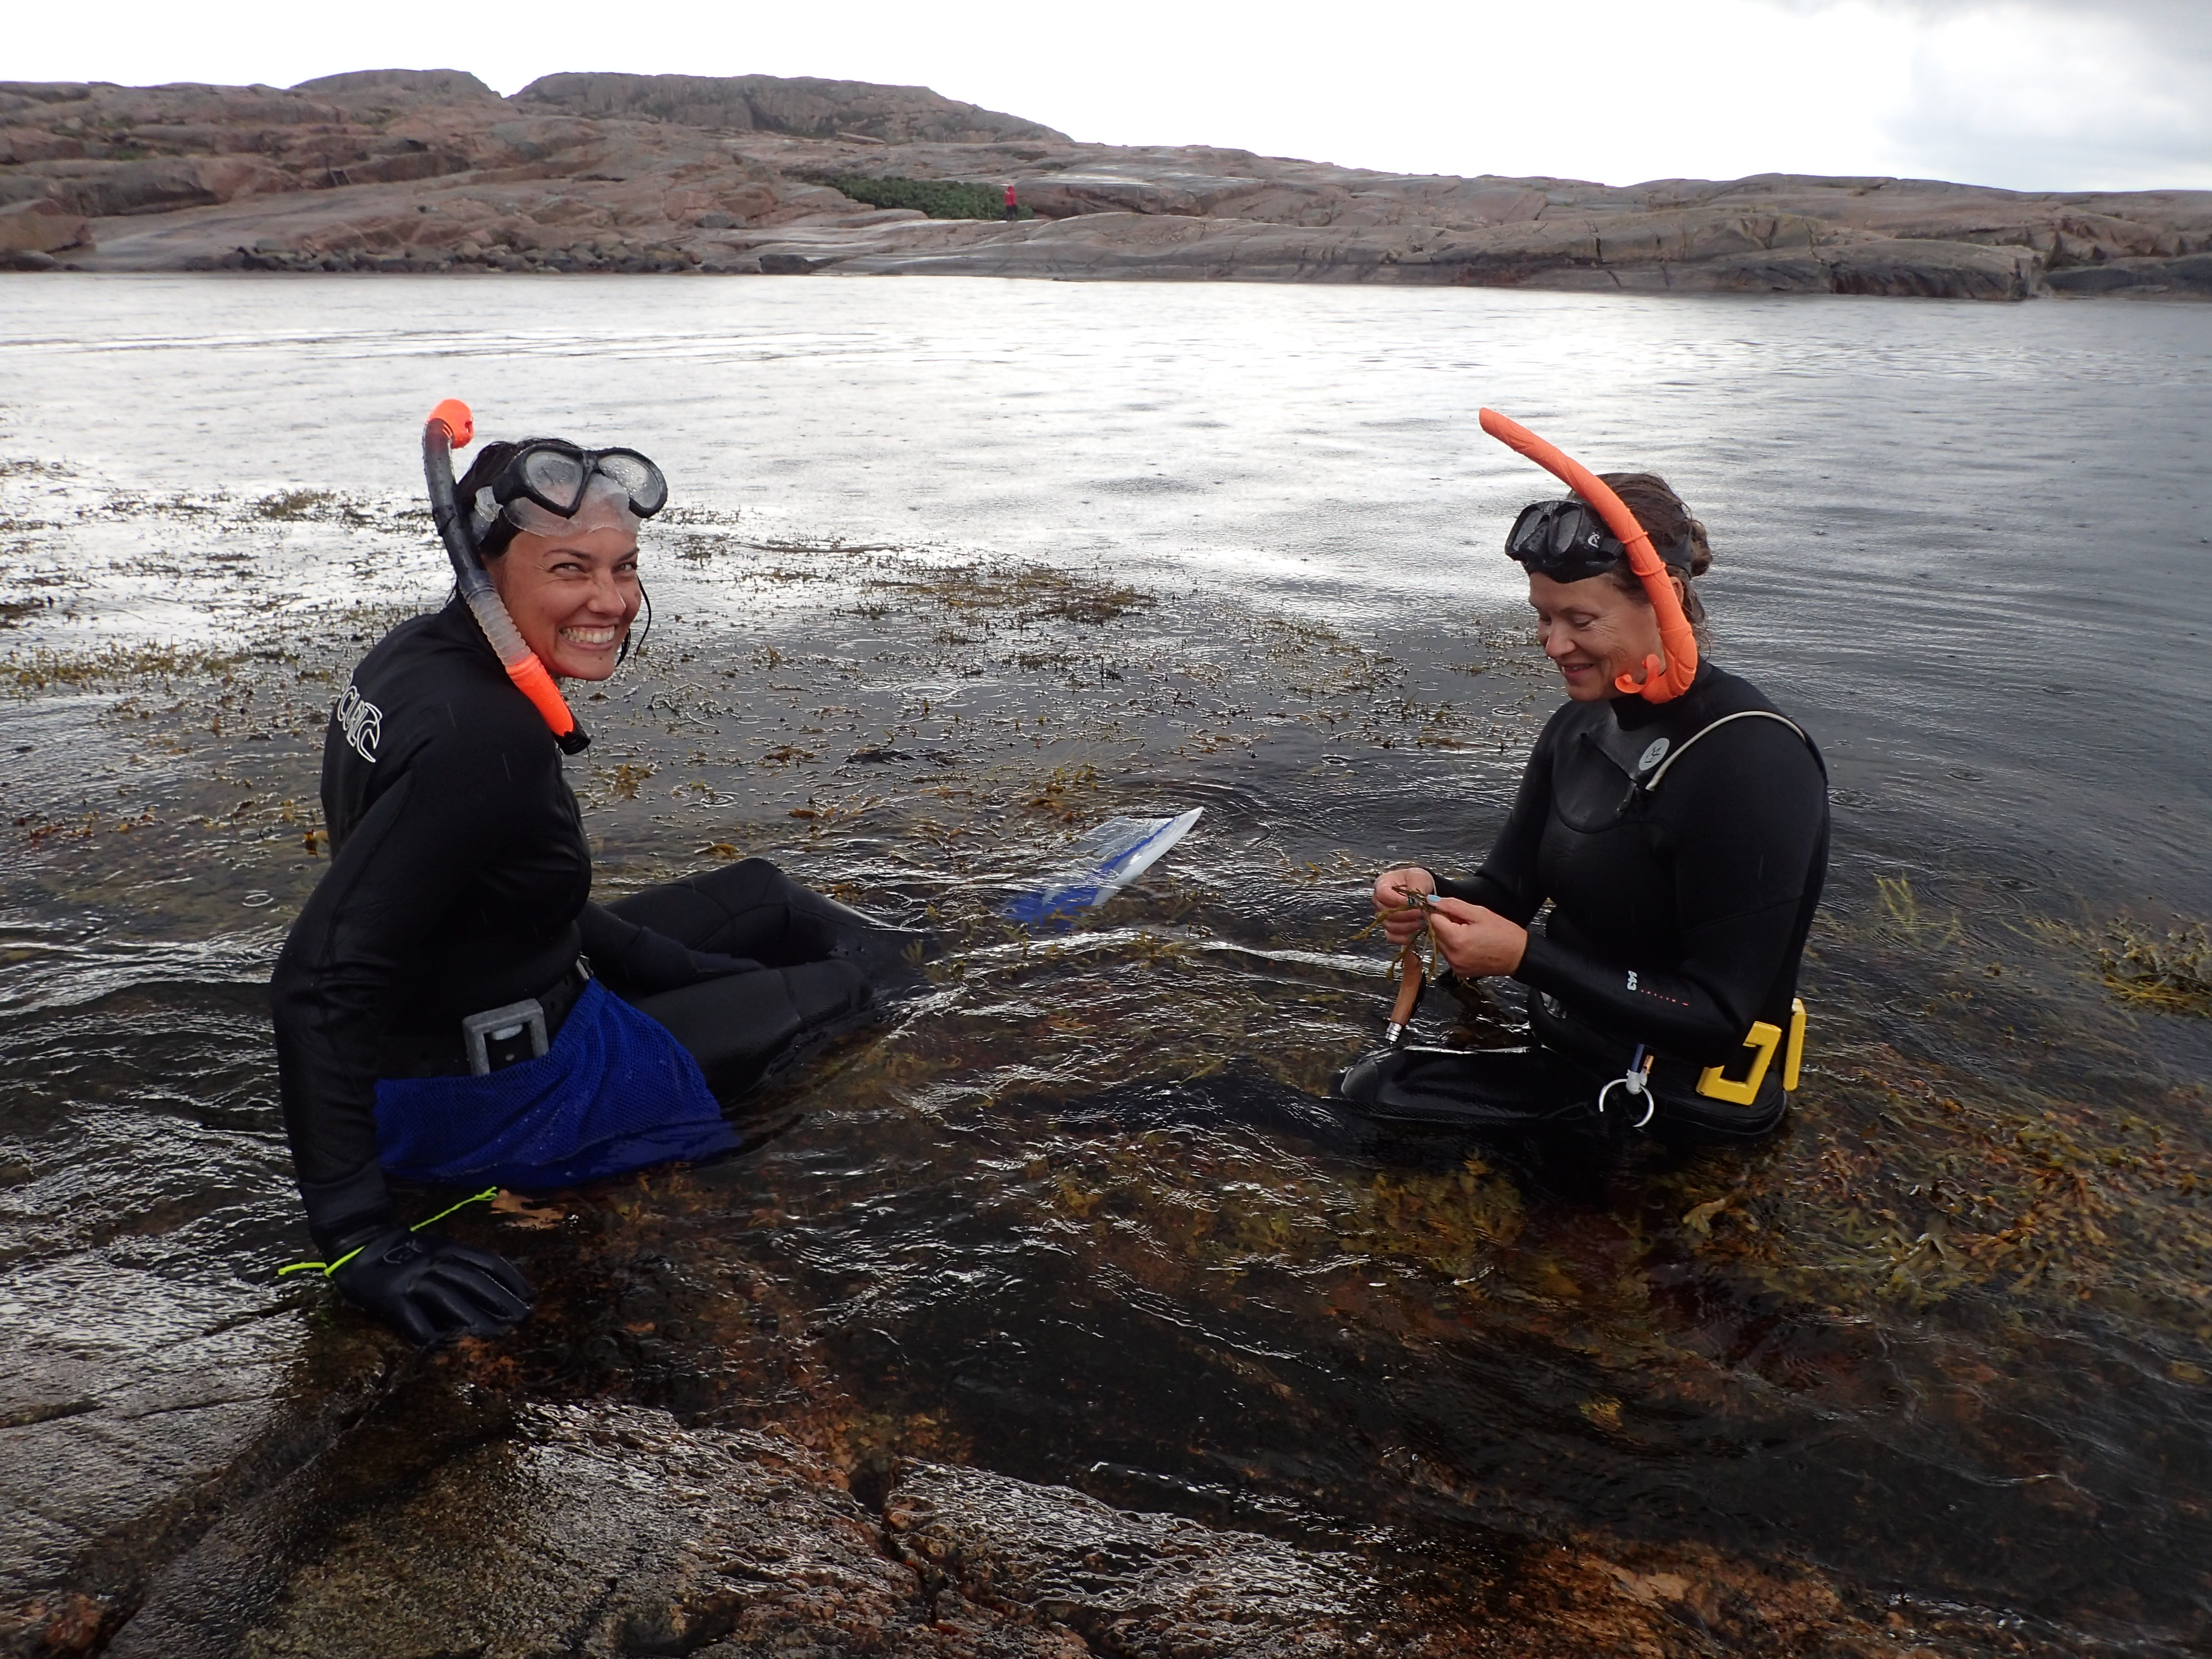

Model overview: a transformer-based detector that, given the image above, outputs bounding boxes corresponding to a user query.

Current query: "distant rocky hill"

[3,68,2207,299]
[510,72,1069,144]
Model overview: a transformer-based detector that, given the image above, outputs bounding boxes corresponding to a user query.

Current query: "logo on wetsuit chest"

[1636,739,1670,773]
[334,684,383,763]
[1627,970,1639,990]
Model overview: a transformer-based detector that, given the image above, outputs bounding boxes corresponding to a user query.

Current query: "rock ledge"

[3,72,2209,296]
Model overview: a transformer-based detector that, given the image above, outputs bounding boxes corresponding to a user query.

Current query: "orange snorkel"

[1479,408,1698,704]
[421,399,590,754]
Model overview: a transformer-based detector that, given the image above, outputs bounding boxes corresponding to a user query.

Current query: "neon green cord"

[412,1187,500,1231]
[276,1243,363,1279]
[276,1188,500,1279]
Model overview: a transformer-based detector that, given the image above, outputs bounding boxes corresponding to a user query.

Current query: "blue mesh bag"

[373,979,737,1190]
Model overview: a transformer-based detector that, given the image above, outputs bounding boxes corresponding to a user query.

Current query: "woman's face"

[485,525,641,680]
[1527,570,1670,702]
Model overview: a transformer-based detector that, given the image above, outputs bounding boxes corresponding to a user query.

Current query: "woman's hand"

[1424,898,1528,979]
[1372,866,1435,946]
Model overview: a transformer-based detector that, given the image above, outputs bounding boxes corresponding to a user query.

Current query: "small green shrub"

[812,174,1034,221]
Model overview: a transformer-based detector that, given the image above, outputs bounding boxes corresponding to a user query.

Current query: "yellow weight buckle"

[1697,1019,1783,1105]
[1782,998,1806,1092]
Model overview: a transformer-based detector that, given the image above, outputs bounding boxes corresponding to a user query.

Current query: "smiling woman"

[267,420,913,1350]
[1520,473,1712,696]
[1338,462,1831,1149]
[462,437,658,676]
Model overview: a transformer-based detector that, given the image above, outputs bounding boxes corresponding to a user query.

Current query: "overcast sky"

[8,0,2208,192]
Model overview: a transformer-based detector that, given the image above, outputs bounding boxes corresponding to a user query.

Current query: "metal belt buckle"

[462,997,548,1075]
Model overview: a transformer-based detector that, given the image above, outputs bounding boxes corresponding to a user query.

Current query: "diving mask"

[470,440,668,547]
[1507,497,1690,585]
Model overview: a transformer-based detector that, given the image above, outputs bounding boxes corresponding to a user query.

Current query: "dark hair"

[454,437,577,559]
[1595,471,1712,625]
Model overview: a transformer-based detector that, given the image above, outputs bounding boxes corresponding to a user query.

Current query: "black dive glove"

[331,1225,534,1347]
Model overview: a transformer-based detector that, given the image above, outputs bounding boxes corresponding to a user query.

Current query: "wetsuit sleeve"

[1431,718,1557,924]
[272,733,539,1251]
[1514,721,1827,1062]
[577,902,761,997]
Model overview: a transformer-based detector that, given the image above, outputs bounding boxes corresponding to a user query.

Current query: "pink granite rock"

[0,195,88,253]
[4,69,2208,299]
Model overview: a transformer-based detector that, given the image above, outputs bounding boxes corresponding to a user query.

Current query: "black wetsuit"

[273,598,880,1254]
[1337,662,1828,1142]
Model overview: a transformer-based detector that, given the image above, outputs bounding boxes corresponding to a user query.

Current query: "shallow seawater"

[2,275,2211,1655]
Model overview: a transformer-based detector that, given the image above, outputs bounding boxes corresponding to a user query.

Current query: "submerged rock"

[886,1462,1359,1655]
[96,1399,1391,1658]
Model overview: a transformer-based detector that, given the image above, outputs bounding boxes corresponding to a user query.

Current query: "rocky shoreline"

[4,68,2210,299]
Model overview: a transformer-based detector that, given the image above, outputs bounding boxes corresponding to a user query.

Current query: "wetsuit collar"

[438,591,506,665]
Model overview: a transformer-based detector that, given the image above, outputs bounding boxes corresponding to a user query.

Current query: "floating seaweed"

[2097,919,2212,1016]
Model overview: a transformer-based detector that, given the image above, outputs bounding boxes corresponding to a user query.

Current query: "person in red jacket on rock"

[1003,182,1019,222]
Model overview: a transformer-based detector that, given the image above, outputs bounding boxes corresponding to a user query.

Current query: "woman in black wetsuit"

[273,424,896,1346]
[1335,468,1829,1143]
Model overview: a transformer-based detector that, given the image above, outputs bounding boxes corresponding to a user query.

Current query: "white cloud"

[1789,0,2212,187]
[1891,4,2212,187]
[1831,0,2212,58]
[4,0,2207,191]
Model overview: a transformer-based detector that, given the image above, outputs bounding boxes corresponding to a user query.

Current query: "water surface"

[3,275,2210,1654]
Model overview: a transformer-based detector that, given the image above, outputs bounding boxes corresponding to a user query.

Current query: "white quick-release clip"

[1597,1045,1658,1130]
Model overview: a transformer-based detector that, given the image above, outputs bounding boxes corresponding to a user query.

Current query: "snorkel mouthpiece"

[1479,408,1698,704]
[421,400,591,754]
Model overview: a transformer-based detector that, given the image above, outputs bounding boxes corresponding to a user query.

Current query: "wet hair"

[455,438,577,559]
[1595,471,1712,625]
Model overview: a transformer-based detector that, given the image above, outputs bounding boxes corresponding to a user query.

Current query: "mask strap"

[1479,409,1698,704]
[620,579,652,667]
[469,485,501,548]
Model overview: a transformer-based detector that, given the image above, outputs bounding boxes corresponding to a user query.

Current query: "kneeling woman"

[273,408,892,1346]
[1339,422,1828,1144]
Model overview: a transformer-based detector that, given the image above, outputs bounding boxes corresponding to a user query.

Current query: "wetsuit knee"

[738,859,931,985]
[607,858,922,976]
[1334,1045,1596,1133]
[1334,1049,1393,1108]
